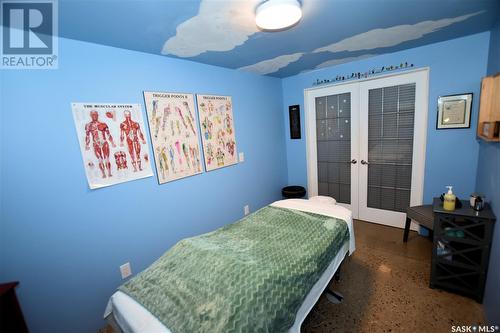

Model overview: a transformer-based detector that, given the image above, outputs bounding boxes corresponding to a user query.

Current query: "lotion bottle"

[443,186,456,211]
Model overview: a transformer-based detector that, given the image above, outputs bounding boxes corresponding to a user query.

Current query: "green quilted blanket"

[119,206,349,333]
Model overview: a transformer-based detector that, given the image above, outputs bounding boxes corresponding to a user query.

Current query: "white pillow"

[309,196,336,205]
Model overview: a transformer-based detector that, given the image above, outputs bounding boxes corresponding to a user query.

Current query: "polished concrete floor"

[301,220,485,333]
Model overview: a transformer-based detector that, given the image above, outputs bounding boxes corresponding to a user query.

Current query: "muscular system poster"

[72,103,153,189]
[143,92,203,184]
[196,94,238,171]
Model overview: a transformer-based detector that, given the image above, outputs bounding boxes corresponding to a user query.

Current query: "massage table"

[104,197,355,333]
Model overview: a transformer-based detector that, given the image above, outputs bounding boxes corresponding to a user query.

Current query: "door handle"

[350,159,357,164]
[361,160,369,165]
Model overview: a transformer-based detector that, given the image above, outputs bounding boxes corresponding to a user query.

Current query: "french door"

[307,82,360,213]
[305,69,429,229]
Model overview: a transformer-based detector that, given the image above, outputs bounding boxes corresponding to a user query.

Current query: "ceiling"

[58,0,500,78]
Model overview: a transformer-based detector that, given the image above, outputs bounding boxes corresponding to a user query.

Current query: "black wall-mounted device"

[289,105,301,139]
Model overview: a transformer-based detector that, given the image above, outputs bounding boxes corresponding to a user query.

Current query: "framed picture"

[436,93,473,129]
[289,105,301,139]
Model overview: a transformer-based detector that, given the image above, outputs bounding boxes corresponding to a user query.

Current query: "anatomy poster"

[143,92,203,184]
[72,103,153,189]
[196,94,238,171]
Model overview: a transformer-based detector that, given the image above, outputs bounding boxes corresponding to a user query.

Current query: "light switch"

[239,152,245,162]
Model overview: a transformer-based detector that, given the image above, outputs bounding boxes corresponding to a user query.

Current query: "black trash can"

[281,186,306,199]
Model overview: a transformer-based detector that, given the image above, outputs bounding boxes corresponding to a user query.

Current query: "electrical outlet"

[120,262,132,279]
[239,152,244,162]
[244,205,250,215]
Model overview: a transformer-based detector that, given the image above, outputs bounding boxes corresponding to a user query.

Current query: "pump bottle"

[443,186,456,211]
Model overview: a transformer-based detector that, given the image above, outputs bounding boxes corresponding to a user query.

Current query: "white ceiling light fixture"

[255,0,302,31]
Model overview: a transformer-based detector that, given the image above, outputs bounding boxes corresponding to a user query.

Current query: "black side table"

[431,198,496,302]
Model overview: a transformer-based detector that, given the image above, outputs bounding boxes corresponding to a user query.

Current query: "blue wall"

[281,32,490,202]
[0,38,288,333]
[479,17,500,325]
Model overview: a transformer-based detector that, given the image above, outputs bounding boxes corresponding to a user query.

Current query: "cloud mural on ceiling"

[315,54,376,70]
[237,11,483,75]
[313,11,483,54]
[162,0,259,57]
[238,52,304,75]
